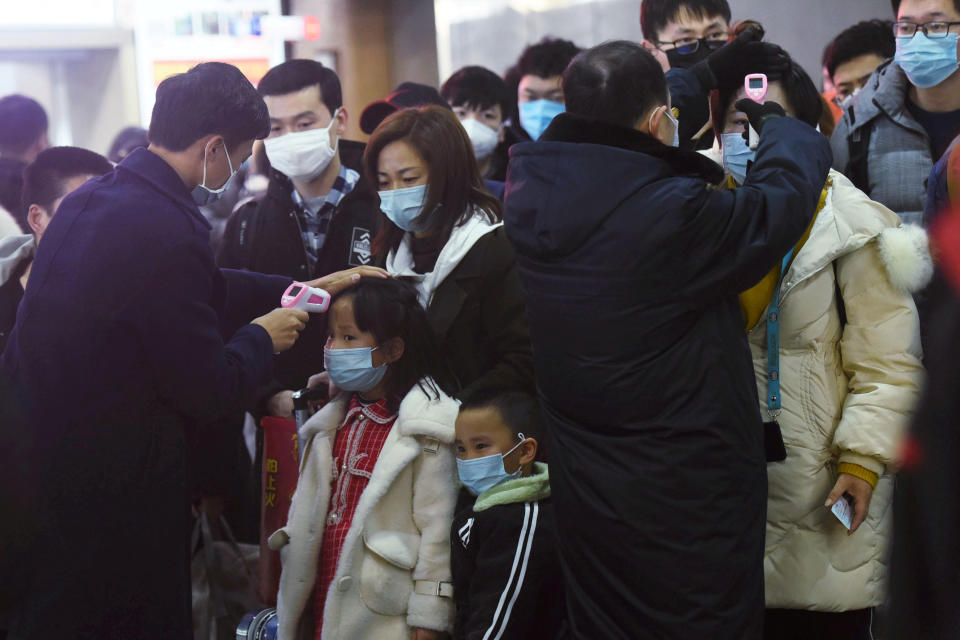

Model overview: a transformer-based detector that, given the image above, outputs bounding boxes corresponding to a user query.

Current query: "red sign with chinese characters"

[258,416,300,606]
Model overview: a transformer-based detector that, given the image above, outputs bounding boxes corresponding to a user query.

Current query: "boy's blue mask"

[895,32,960,89]
[457,434,526,496]
[722,132,756,185]
[323,345,387,392]
[519,99,564,140]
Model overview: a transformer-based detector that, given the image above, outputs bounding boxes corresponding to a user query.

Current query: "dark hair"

[0,95,48,155]
[504,37,581,121]
[640,0,732,42]
[22,146,113,214]
[891,0,960,14]
[716,58,822,133]
[148,62,270,152]
[563,41,668,129]
[257,59,343,118]
[441,66,511,117]
[459,389,543,443]
[332,278,459,401]
[824,20,895,80]
[107,126,149,163]
[363,105,501,260]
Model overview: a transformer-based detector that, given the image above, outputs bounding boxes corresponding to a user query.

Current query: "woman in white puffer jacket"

[713,61,930,639]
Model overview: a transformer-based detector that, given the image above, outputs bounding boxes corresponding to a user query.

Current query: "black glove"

[691,27,791,90]
[734,99,787,134]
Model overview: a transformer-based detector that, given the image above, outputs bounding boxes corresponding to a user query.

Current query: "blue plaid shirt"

[292,165,359,273]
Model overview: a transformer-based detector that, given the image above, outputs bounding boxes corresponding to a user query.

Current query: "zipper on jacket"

[287,206,313,280]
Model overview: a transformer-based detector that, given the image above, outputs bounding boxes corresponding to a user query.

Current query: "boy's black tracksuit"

[450,463,566,640]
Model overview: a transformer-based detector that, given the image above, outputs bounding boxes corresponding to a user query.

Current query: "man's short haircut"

[22,146,113,213]
[459,388,543,442]
[257,59,343,117]
[563,41,669,129]
[640,0,733,42]
[148,62,270,152]
[509,37,582,81]
[825,20,895,80]
[441,66,511,116]
[0,95,48,155]
[717,58,822,129]
[891,0,960,14]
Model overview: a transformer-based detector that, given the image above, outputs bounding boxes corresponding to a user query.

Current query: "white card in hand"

[831,496,853,530]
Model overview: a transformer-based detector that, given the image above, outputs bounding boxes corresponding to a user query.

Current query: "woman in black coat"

[363,105,534,401]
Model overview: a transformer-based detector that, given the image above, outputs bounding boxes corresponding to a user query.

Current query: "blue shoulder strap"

[765,248,795,417]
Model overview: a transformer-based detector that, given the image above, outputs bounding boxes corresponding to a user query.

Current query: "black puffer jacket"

[503,112,831,638]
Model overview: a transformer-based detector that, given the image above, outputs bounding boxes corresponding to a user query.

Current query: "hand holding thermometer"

[744,73,768,150]
[281,282,331,313]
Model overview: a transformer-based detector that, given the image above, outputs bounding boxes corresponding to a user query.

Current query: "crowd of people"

[0,0,958,638]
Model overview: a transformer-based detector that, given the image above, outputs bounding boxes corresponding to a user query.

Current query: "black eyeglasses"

[893,21,960,38]
[656,35,728,55]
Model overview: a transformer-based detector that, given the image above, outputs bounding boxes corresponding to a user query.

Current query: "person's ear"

[641,105,666,139]
[381,336,405,365]
[334,107,349,138]
[517,437,538,466]
[27,204,50,240]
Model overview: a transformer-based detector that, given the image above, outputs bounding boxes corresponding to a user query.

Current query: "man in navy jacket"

[503,42,831,638]
[0,62,382,639]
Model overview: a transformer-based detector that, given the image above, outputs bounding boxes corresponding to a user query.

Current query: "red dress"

[314,395,397,638]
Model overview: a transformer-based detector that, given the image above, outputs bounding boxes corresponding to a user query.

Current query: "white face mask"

[263,108,341,181]
[460,117,500,161]
[649,106,679,148]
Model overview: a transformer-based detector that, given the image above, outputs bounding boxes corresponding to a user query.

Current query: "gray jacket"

[831,60,932,227]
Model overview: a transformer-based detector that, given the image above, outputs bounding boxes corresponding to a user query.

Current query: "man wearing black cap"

[359,81,451,134]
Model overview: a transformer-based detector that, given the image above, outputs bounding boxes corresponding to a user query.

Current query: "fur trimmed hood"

[781,169,933,298]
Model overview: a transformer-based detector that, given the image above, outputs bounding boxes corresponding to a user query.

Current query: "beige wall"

[0,28,140,156]
[290,0,438,141]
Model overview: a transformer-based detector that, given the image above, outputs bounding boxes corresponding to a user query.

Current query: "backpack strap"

[844,106,873,194]
[232,198,260,270]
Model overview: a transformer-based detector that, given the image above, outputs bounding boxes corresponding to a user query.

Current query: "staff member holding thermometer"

[0,63,386,640]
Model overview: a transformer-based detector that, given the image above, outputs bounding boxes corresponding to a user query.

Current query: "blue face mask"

[456,435,526,496]
[520,99,564,140]
[722,133,757,185]
[895,32,960,89]
[324,346,388,392]
[192,139,238,206]
[378,184,431,233]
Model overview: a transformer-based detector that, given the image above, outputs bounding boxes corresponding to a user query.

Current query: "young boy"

[451,390,565,640]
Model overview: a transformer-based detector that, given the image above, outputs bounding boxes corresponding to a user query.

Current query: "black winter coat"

[451,488,565,640]
[217,140,381,392]
[415,227,535,401]
[0,148,290,639]
[503,113,831,638]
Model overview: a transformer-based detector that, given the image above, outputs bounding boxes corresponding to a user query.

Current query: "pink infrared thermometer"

[281,282,331,313]
[744,74,768,150]
[744,73,768,103]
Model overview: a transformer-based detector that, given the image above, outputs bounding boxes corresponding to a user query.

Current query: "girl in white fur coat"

[269,278,461,640]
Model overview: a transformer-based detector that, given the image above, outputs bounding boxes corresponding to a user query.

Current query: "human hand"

[700,27,790,90]
[410,627,448,640]
[303,266,390,298]
[825,473,874,534]
[306,371,338,408]
[267,390,294,417]
[734,99,787,135]
[251,308,308,353]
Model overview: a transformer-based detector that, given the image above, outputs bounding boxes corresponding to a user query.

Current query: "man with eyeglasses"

[640,0,732,71]
[832,0,960,227]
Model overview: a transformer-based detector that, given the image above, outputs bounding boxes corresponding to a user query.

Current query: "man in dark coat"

[503,41,832,638]
[218,59,381,412]
[0,62,379,640]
